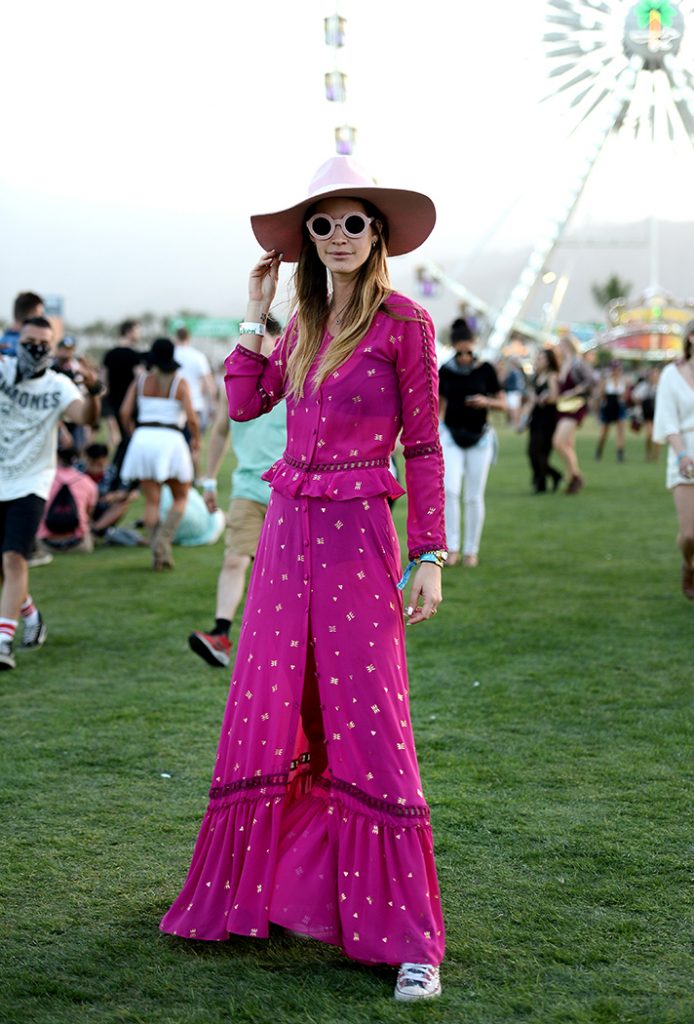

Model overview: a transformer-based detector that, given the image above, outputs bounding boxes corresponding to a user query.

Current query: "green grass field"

[1,422,692,1024]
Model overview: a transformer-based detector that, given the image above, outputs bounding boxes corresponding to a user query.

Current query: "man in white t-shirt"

[174,327,215,479]
[0,317,103,671]
[174,327,215,424]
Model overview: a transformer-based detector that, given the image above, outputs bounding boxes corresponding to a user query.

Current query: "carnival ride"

[596,287,694,358]
[322,10,356,156]
[486,0,694,353]
[320,2,694,356]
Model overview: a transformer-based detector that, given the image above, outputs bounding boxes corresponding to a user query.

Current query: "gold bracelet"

[416,550,448,569]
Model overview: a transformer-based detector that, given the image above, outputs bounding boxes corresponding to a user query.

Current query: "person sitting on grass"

[80,443,139,537]
[36,446,99,553]
[158,485,226,548]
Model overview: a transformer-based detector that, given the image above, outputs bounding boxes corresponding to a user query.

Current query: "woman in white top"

[595,360,627,462]
[120,338,200,570]
[653,322,694,599]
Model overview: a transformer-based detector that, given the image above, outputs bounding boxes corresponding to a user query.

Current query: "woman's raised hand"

[248,250,282,310]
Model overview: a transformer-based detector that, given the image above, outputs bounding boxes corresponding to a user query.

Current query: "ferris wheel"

[486,0,694,351]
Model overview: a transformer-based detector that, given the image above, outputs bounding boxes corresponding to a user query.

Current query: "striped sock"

[20,596,39,628]
[0,618,17,644]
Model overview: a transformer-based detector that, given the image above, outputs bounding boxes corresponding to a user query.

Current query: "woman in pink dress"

[160,157,448,1001]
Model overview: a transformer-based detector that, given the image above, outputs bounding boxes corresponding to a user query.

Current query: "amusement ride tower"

[485,0,694,351]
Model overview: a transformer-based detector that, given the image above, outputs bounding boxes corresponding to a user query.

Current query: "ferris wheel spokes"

[485,1,694,349]
[487,56,641,352]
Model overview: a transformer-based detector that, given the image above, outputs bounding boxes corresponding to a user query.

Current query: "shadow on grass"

[3,905,417,1024]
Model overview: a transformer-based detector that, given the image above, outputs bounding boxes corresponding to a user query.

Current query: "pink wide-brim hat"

[250,156,436,263]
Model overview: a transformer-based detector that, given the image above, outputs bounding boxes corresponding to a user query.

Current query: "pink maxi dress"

[160,293,447,966]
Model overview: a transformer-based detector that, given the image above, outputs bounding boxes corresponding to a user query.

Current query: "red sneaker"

[188,631,232,667]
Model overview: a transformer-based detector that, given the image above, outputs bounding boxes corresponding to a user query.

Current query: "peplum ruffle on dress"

[261,455,405,502]
[160,295,447,966]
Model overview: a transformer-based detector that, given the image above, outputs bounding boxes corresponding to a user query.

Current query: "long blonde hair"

[285,200,399,399]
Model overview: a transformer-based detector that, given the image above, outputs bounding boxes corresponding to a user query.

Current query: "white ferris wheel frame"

[453,0,694,352]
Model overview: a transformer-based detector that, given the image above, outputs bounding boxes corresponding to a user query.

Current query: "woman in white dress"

[653,322,694,599]
[120,338,200,569]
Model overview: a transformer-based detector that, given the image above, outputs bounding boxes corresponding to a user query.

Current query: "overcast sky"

[3,0,694,329]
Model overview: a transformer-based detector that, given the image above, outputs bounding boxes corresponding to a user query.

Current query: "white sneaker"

[20,611,47,650]
[27,550,53,568]
[0,638,16,671]
[394,963,442,1002]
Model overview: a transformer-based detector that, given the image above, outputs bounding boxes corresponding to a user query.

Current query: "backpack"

[44,482,80,534]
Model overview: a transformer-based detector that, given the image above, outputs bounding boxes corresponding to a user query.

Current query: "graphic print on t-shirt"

[0,361,80,496]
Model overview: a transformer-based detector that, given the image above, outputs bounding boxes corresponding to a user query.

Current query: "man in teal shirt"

[188,316,285,667]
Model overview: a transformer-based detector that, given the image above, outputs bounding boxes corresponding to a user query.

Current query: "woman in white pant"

[438,319,506,566]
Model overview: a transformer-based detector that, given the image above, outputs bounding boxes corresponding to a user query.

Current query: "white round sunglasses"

[306,211,374,241]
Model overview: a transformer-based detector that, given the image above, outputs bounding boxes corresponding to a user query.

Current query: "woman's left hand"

[405,563,442,626]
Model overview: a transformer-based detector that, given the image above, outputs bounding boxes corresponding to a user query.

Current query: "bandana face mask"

[453,347,477,375]
[16,339,52,381]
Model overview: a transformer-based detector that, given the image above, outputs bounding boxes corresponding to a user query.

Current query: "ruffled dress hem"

[160,772,444,967]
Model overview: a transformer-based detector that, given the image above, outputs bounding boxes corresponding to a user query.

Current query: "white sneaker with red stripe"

[20,611,47,650]
[394,963,442,1001]
[0,638,16,671]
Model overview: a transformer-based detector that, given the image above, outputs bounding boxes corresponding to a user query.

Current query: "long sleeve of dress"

[392,306,447,560]
[224,326,292,422]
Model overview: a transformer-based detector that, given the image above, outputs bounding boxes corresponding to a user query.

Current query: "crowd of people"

[0,295,686,653]
[0,295,225,672]
[436,317,666,567]
[0,287,670,617]
[2,155,693,1002]
[0,296,686,641]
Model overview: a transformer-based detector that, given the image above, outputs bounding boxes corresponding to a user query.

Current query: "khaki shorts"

[225,497,267,558]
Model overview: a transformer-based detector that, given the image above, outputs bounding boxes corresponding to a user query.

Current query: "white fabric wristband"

[202,478,217,491]
[239,322,266,336]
